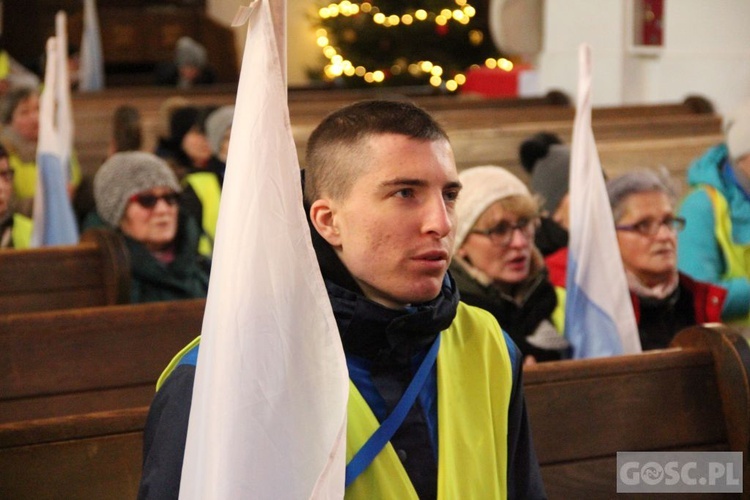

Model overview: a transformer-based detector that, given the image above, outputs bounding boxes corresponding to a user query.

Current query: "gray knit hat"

[205,105,234,155]
[175,36,207,68]
[725,98,750,162]
[454,165,530,253]
[530,144,570,214]
[94,151,181,227]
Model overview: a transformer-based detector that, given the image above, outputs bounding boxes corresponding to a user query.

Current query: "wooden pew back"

[525,324,750,498]
[0,299,205,500]
[0,228,130,315]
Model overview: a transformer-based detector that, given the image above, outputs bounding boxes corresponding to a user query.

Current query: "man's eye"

[444,190,460,202]
[394,188,415,198]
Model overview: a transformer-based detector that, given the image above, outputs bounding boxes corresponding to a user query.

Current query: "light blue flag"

[564,44,641,358]
[32,15,79,247]
[78,0,105,92]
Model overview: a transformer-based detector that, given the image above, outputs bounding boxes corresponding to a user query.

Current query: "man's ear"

[309,199,341,247]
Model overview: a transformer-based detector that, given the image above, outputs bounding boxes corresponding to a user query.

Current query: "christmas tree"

[309,0,506,91]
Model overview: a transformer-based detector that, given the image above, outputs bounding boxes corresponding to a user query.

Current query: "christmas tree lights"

[310,0,509,91]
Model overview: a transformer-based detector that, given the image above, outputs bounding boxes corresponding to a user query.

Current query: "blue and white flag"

[78,0,105,92]
[180,1,348,498]
[31,12,79,247]
[564,44,641,358]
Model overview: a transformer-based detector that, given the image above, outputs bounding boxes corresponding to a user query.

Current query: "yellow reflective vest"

[183,172,221,257]
[345,302,512,499]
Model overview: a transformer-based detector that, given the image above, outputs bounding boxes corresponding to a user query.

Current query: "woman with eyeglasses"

[451,165,569,363]
[93,151,209,303]
[607,170,726,350]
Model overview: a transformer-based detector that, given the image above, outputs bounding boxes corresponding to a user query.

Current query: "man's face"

[312,133,460,309]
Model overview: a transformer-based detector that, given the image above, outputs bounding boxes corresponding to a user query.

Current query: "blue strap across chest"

[344,333,442,487]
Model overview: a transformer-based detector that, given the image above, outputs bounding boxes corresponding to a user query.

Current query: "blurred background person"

[0,35,40,97]
[0,86,81,217]
[678,98,750,325]
[180,105,233,257]
[155,104,213,180]
[0,144,32,248]
[93,151,209,303]
[451,165,569,363]
[108,104,142,156]
[519,132,571,288]
[609,170,726,349]
[154,36,216,88]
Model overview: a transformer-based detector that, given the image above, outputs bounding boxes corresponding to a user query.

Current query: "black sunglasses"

[128,192,180,209]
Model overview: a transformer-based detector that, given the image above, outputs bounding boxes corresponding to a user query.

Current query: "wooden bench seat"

[0,228,130,315]
[0,299,205,499]
[526,323,750,498]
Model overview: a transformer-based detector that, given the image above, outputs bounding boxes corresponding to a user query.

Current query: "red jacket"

[630,272,727,324]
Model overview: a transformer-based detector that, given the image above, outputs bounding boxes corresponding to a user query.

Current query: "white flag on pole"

[79,0,105,92]
[180,0,348,498]
[564,44,641,358]
[31,11,78,247]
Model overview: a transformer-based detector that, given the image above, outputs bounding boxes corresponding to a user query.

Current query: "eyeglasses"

[128,191,180,209]
[470,217,538,247]
[0,169,14,182]
[615,215,686,236]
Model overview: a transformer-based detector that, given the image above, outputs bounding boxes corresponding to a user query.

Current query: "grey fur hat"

[94,151,181,227]
[205,105,234,155]
[530,144,570,214]
[175,37,207,68]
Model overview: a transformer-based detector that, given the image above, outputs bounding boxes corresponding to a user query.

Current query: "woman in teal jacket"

[677,99,750,323]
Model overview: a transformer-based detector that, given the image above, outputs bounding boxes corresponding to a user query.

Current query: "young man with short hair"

[139,100,546,499]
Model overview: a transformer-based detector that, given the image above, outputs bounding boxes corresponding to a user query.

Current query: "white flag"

[564,44,641,358]
[79,0,105,92]
[31,11,78,247]
[180,0,348,498]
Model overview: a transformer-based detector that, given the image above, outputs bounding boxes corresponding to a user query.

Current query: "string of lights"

[313,0,512,91]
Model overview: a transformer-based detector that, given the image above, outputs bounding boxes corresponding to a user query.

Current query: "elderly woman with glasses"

[451,165,569,363]
[608,170,726,350]
[93,151,209,303]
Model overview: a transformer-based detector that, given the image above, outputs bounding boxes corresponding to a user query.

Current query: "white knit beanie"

[93,151,181,227]
[725,98,750,162]
[454,165,530,253]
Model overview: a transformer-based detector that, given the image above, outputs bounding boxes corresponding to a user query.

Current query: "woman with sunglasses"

[93,151,209,303]
[451,165,569,364]
[607,170,726,349]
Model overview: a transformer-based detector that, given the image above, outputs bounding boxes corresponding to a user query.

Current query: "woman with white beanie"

[93,151,209,303]
[450,165,569,363]
[678,98,750,324]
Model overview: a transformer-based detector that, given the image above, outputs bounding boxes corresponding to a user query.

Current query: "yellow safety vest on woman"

[345,302,512,499]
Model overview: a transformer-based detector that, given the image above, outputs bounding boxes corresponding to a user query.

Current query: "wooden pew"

[0,299,206,500]
[0,310,746,498]
[0,228,130,315]
[525,323,750,498]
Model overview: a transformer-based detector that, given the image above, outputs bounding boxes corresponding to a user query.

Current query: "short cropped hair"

[606,169,677,222]
[304,99,450,203]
